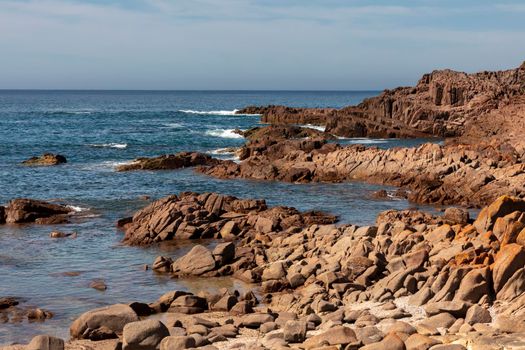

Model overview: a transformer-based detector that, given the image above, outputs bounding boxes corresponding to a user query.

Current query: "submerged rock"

[2,198,72,224]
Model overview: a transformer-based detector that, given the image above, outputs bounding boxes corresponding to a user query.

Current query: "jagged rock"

[22,153,67,166]
[474,196,525,234]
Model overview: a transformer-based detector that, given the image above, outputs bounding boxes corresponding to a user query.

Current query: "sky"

[0,0,524,90]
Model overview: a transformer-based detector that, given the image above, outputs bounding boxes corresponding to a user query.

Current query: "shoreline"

[2,62,525,349]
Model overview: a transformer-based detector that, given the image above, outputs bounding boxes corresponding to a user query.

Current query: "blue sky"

[0,0,524,89]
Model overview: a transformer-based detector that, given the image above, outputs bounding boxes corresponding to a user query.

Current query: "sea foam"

[89,143,128,149]
[205,129,244,139]
[179,109,260,116]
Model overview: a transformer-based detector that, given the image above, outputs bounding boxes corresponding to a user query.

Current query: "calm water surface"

[0,91,439,343]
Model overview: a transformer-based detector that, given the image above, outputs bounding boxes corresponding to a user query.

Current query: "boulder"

[360,333,405,350]
[303,326,357,349]
[123,320,170,350]
[283,320,307,343]
[70,304,139,340]
[473,196,525,234]
[172,245,216,276]
[497,267,525,301]
[453,268,490,304]
[212,242,235,266]
[26,335,64,350]
[405,333,441,350]
[116,152,218,171]
[492,243,525,293]
[22,153,67,166]
[159,336,196,350]
[464,305,491,325]
[443,208,469,225]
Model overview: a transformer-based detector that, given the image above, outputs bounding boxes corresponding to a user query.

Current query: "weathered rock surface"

[22,153,67,166]
[70,304,139,340]
[116,152,219,171]
[1,198,73,224]
[122,319,170,350]
[120,192,336,246]
[238,62,525,140]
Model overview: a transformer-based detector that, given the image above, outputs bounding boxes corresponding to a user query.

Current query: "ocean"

[0,90,438,344]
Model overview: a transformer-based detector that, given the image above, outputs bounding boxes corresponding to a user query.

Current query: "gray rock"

[27,335,64,350]
[283,320,307,343]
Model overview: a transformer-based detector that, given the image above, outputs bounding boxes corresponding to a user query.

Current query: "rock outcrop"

[22,153,67,166]
[238,62,525,139]
[1,199,73,224]
[116,152,219,171]
[63,195,525,350]
[198,139,525,208]
[119,192,337,246]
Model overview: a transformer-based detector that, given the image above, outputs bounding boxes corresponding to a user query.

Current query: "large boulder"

[171,245,216,276]
[123,319,170,350]
[70,304,139,340]
[22,153,67,166]
[4,199,72,224]
[492,243,525,293]
[302,326,357,349]
[473,196,525,234]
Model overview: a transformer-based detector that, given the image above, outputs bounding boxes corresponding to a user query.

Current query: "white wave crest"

[179,109,260,116]
[299,124,326,132]
[208,147,236,155]
[205,129,244,139]
[163,123,184,128]
[89,143,128,149]
[67,205,89,212]
[338,138,388,144]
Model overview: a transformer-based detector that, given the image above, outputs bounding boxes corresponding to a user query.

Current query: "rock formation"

[116,152,219,171]
[238,62,525,139]
[53,195,525,350]
[0,198,73,224]
[21,153,67,166]
[119,192,337,246]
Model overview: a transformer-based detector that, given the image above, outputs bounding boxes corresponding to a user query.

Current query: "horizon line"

[0,88,383,93]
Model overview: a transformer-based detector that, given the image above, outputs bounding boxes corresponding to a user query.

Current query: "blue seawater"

[0,90,439,343]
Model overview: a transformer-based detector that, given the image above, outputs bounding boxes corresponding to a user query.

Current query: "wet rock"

[90,279,107,291]
[70,303,139,340]
[27,308,53,320]
[116,152,218,171]
[49,231,76,238]
[22,153,67,166]
[4,199,72,224]
[123,319,170,350]
[0,297,19,309]
[26,335,64,350]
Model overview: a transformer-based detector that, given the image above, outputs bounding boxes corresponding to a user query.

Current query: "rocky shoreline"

[4,62,525,349]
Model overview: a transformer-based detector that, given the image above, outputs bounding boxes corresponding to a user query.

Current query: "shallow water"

[0,91,440,344]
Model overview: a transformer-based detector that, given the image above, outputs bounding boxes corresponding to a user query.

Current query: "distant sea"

[0,90,438,344]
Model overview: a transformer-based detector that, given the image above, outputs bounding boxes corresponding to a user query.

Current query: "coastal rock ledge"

[0,198,73,224]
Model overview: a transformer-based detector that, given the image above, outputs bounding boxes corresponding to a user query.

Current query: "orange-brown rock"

[238,62,525,139]
[2,198,73,224]
[22,153,67,166]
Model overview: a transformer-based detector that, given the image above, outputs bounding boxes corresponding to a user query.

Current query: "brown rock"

[303,326,357,349]
[474,196,525,234]
[172,245,216,276]
[159,336,196,350]
[492,243,525,293]
[22,153,67,166]
[26,335,64,350]
[360,333,405,350]
[116,152,218,171]
[123,319,170,350]
[405,333,441,350]
[70,304,139,340]
[4,199,72,224]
